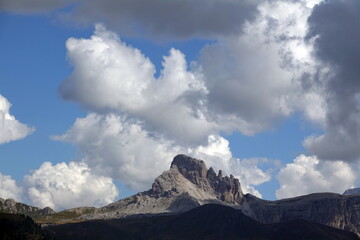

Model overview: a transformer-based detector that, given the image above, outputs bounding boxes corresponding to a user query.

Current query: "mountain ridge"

[0,198,54,219]
[2,154,360,237]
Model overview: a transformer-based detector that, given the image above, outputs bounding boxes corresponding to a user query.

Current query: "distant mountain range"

[1,154,360,239]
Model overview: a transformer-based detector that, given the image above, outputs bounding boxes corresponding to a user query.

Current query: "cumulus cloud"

[190,135,272,197]
[0,95,34,144]
[60,12,326,143]
[54,113,181,190]
[57,1,328,200]
[0,173,22,201]
[60,24,216,145]
[24,161,119,210]
[276,155,356,199]
[303,0,360,161]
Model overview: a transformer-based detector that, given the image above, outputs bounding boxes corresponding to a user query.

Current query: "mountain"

[47,204,360,240]
[82,154,360,237]
[344,188,360,195]
[81,154,245,220]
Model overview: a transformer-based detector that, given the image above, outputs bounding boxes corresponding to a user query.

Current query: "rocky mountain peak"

[163,154,243,204]
[90,154,245,219]
[170,154,208,185]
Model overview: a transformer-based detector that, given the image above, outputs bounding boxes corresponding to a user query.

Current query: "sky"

[1,0,360,211]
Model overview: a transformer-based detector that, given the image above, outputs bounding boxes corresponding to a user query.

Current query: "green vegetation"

[0,213,55,240]
[35,208,96,224]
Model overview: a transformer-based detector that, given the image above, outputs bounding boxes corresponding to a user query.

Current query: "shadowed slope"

[48,204,360,240]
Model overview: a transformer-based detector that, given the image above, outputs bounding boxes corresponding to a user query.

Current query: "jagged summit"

[153,154,243,203]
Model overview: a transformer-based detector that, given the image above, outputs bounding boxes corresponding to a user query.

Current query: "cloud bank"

[0,95,34,144]
[60,25,214,145]
[57,0,359,200]
[0,173,22,201]
[276,155,355,199]
[55,113,271,197]
[24,161,119,211]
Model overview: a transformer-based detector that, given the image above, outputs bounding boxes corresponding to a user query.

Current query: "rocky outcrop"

[244,193,360,237]
[83,154,244,219]
[344,188,360,195]
[0,198,55,218]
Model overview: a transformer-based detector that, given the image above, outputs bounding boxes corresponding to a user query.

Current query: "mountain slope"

[47,204,360,240]
[0,213,55,240]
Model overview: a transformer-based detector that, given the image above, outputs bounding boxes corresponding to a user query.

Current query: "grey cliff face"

[160,154,243,203]
[245,193,360,237]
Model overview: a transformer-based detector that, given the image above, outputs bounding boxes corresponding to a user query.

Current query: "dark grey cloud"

[0,0,75,13]
[304,0,360,161]
[67,0,261,39]
[1,0,261,39]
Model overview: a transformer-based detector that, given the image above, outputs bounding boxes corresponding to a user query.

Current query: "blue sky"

[1,0,360,211]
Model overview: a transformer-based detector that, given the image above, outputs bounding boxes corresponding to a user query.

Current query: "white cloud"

[276,155,356,199]
[60,25,215,145]
[189,135,272,197]
[4,0,360,206]
[59,16,326,145]
[24,161,119,211]
[0,95,34,144]
[55,0,360,167]
[0,173,22,201]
